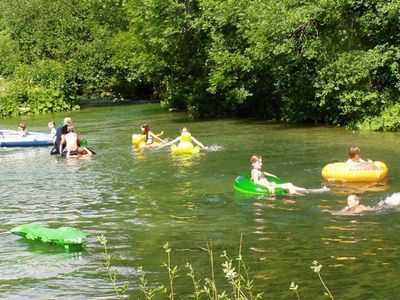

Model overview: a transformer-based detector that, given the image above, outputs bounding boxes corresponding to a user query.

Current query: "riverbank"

[78,97,158,107]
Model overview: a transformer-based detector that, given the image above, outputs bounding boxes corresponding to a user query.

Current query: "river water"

[1,103,400,299]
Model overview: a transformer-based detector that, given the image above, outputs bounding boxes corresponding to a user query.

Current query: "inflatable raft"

[170,132,201,155]
[10,224,86,247]
[132,133,161,148]
[0,130,53,147]
[171,142,200,155]
[322,161,388,182]
[234,173,288,195]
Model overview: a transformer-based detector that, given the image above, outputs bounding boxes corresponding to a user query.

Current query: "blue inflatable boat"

[0,130,53,147]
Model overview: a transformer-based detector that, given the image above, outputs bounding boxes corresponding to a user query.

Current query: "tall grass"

[98,235,333,299]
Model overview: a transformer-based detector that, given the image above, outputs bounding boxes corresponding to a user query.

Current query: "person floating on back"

[250,155,329,196]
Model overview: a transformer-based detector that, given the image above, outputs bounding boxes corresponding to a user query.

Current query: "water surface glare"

[1,104,400,299]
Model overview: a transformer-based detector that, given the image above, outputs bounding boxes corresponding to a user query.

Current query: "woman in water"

[140,123,164,145]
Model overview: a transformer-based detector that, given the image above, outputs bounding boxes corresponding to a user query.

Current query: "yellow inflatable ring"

[322,161,388,182]
[131,134,159,148]
[171,142,200,155]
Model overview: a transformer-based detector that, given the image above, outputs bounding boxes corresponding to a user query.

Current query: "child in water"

[48,121,56,142]
[346,146,372,163]
[140,123,164,145]
[250,155,329,195]
[158,126,206,150]
[18,123,28,135]
[331,193,376,215]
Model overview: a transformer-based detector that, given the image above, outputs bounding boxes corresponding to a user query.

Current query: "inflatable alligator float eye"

[234,173,288,196]
[322,161,388,182]
[10,224,86,248]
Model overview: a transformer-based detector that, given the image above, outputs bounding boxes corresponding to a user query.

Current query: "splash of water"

[377,193,400,208]
[206,144,223,152]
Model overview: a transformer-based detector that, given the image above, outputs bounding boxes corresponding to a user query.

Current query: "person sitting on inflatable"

[17,123,29,136]
[132,123,164,147]
[250,155,329,195]
[346,146,372,163]
[60,125,93,158]
[158,126,206,154]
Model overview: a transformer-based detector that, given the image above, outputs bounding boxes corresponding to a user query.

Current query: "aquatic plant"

[310,260,334,299]
[289,282,300,300]
[98,235,335,299]
[97,235,129,299]
[98,235,262,299]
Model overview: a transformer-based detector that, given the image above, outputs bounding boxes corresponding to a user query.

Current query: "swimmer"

[331,193,378,215]
[250,155,329,195]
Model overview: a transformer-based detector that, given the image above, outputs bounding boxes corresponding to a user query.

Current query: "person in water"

[250,155,329,195]
[51,117,73,155]
[158,126,206,150]
[346,146,372,163]
[48,121,57,142]
[18,123,28,135]
[60,125,92,158]
[331,193,378,215]
[140,123,164,145]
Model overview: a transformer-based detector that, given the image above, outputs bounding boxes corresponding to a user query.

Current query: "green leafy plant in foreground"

[98,235,262,299]
[289,260,334,300]
[98,235,333,299]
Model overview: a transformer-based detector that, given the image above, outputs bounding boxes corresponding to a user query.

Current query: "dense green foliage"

[0,0,399,130]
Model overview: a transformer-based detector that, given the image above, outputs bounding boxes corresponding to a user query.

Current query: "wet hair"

[348,146,361,159]
[250,154,262,165]
[141,123,150,135]
[67,125,75,133]
[181,126,189,132]
[61,124,69,135]
[347,193,361,205]
[18,123,26,130]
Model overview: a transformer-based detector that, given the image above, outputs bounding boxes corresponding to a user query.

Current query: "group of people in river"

[49,117,93,158]
[135,123,399,216]
[14,120,398,215]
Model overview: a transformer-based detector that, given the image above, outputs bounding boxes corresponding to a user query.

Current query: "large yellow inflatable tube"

[131,134,159,148]
[171,142,200,155]
[322,161,388,182]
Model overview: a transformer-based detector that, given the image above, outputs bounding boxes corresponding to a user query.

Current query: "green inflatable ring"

[234,173,289,195]
[10,224,86,247]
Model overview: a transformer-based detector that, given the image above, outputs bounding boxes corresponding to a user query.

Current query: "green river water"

[1,103,400,299]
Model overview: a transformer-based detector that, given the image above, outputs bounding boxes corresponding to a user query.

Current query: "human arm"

[149,131,164,143]
[191,136,206,149]
[158,136,180,149]
[251,169,275,193]
[263,171,278,178]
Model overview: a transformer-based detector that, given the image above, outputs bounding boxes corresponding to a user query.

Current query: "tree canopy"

[0,0,399,130]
